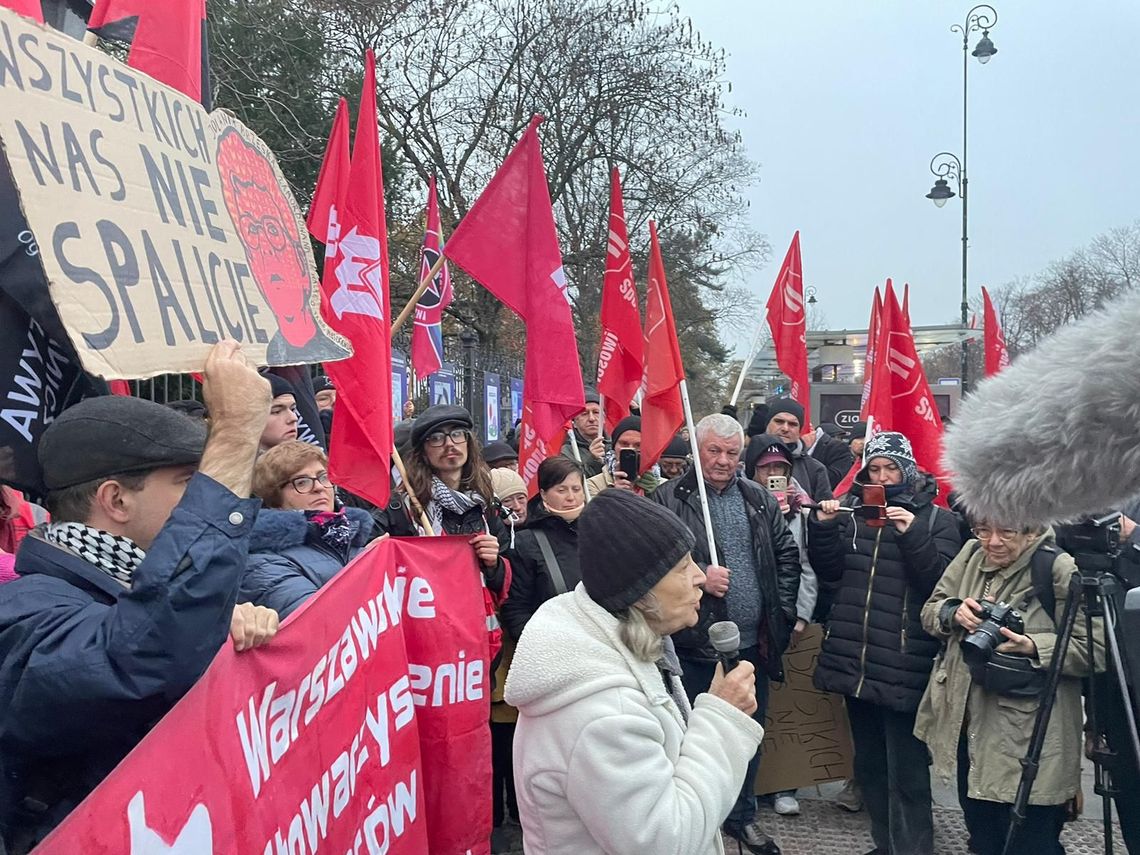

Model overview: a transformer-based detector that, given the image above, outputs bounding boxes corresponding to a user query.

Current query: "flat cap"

[39,396,208,490]
[483,440,518,463]
[410,404,474,448]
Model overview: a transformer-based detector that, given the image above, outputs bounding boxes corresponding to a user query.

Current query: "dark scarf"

[44,521,146,587]
[305,507,360,551]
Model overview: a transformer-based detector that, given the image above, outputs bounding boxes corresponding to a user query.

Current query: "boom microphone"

[708,621,741,672]
[943,288,1140,529]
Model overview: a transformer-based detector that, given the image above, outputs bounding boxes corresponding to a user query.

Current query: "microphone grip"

[718,651,741,673]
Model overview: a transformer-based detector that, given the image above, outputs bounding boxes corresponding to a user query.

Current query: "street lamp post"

[925,4,997,393]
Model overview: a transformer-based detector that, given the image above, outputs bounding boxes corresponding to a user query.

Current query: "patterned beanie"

[862,431,919,484]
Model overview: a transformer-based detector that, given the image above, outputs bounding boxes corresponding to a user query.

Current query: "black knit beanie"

[766,397,805,426]
[611,415,642,446]
[578,490,696,613]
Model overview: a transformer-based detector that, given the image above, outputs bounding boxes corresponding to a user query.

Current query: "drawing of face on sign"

[215,128,315,353]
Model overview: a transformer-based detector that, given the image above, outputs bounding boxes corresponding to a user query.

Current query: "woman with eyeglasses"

[240,440,374,619]
[809,431,962,855]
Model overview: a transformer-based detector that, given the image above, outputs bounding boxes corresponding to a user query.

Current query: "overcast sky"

[675,0,1140,354]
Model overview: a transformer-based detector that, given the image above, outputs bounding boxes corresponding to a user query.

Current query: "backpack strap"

[1029,543,1060,627]
[533,530,569,595]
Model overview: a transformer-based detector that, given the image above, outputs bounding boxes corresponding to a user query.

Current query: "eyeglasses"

[284,471,332,493]
[425,428,469,448]
[972,527,1022,543]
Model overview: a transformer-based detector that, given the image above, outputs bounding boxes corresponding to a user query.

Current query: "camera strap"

[967,540,1060,627]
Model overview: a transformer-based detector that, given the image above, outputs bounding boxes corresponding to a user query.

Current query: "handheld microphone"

[708,621,741,673]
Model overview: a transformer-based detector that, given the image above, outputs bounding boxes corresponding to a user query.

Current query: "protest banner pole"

[391,446,436,534]
[391,253,447,340]
[678,378,719,567]
[729,324,766,406]
[564,428,592,503]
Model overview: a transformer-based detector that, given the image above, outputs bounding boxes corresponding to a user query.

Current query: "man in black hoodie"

[763,398,833,501]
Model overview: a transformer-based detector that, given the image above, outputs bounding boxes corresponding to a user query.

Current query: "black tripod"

[1001,554,1140,855]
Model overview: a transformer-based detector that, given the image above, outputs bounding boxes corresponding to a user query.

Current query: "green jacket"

[913,530,1102,806]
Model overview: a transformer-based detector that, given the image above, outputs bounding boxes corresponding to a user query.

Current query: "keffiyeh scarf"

[44,521,146,587]
[427,476,485,535]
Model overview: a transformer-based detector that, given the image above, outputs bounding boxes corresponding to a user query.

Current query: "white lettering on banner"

[887,345,915,379]
[551,266,570,304]
[915,395,937,425]
[2,321,70,443]
[330,227,384,320]
[781,271,804,320]
[596,330,619,377]
[407,651,485,708]
[128,792,212,854]
[236,576,436,797]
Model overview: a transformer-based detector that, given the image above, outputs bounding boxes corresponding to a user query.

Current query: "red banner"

[982,286,1010,377]
[639,220,685,474]
[764,231,811,430]
[411,177,454,380]
[35,537,492,855]
[859,287,882,414]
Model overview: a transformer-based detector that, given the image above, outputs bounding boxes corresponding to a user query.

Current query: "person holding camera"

[810,431,961,855]
[914,523,1100,855]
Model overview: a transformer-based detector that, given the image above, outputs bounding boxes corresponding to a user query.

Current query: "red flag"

[315,51,392,506]
[411,177,454,379]
[107,380,131,396]
[306,98,350,251]
[838,283,946,501]
[639,220,685,474]
[518,414,568,499]
[444,115,584,489]
[982,286,1010,377]
[87,0,206,102]
[764,231,811,430]
[859,287,883,414]
[1,1,43,22]
[596,168,643,435]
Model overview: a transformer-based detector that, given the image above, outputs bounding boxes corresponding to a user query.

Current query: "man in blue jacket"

[0,341,279,853]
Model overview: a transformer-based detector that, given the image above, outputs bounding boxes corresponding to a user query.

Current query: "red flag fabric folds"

[1,1,42,22]
[982,286,1010,377]
[596,168,643,435]
[310,51,392,506]
[639,220,685,474]
[87,0,206,101]
[411,176,454,379]
[443,115,584,488]
[764,231,811,430]
[859,287,883,414]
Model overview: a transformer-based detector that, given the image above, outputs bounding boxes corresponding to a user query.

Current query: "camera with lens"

[1055,512,1122,559]
[960,600,1025,666]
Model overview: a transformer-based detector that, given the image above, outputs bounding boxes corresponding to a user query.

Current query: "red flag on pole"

[312,51,392,506]
[859,287,883,414]
[306,98,351,255]
[596,168,643,435]
[764,231,811,430]
[639,220,685,474]
[837,283,947,501]
[411,177,454,379]
[1,1,42,21]
[982,286,1010,377]
[443,115,584,490]
[87,0,207,102]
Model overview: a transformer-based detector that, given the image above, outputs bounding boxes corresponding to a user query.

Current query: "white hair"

[695,413,744,447]
[619,593,665,662]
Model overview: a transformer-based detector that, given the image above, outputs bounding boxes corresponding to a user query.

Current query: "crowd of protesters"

[0,345,1124,855]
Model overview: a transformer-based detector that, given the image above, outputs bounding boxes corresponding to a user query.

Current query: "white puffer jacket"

[504,584,765,855]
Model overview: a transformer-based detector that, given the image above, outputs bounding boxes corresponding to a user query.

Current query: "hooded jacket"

[504,585,765,855]
[239,507,374,619]
[914,532,1100,805]
[652,468,801,678]
[784,440,834,501]
[806,428,856,490]
[501,506,580,641]
[808,472,962,711]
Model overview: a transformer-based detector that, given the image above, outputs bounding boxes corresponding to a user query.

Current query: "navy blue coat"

[0,475,259,849]
[239,507,373,619]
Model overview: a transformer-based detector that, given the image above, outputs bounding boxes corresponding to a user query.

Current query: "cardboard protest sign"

[754,624,855,793]
[34,536,493,855]
[0,8,349,379]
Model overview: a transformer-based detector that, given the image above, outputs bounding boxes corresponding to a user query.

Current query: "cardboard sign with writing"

[755,624,855,793]
[0,9,349,378]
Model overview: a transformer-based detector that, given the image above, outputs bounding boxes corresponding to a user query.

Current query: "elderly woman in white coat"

[505,489,765,855]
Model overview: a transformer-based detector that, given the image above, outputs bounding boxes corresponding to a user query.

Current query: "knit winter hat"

[611,415,642,446]
[578,489,696,614]
[861,431,919,484]
[490,468,527,502]
[766,397,805,426]
[266,373,296,401]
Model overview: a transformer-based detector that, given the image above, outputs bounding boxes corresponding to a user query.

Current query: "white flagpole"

[565,425,592,503]
[729,325,767,406]
[679,378,720,567]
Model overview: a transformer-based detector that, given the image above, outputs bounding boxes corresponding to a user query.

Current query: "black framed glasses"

[425,428,469,448]
[284,471,332,493]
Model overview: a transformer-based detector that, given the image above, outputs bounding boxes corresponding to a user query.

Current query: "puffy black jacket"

[501,507,579,642]
[808,473,962,711]
[653,469,801,680]
[809,430,856,490]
